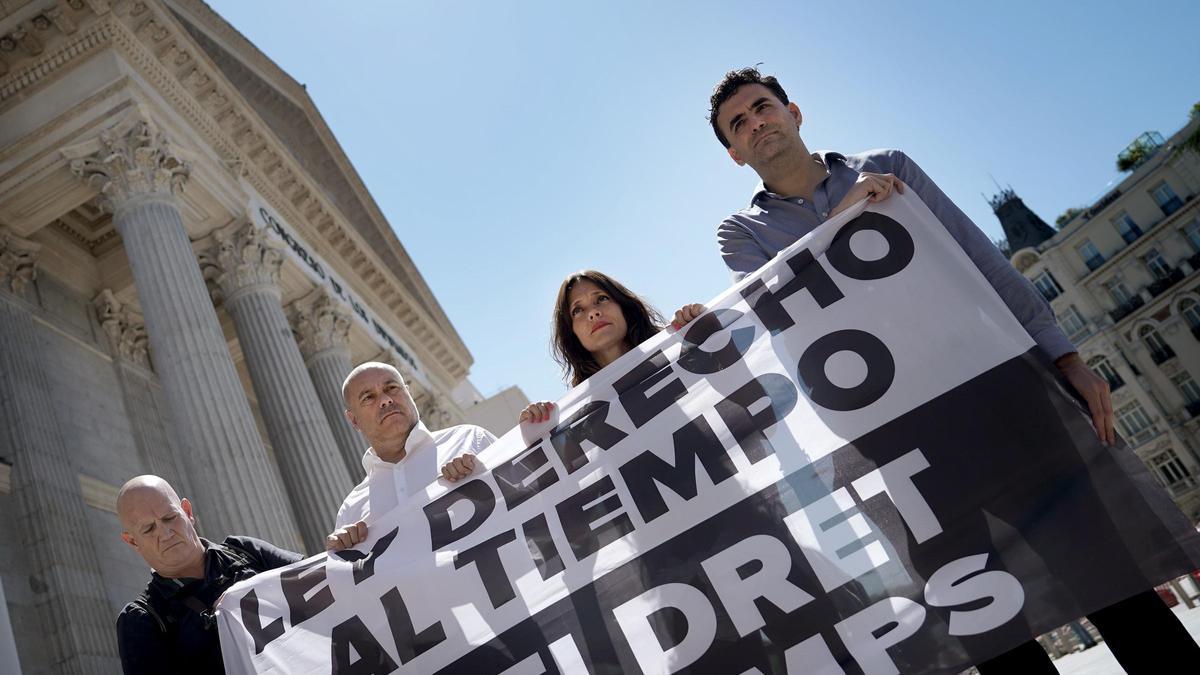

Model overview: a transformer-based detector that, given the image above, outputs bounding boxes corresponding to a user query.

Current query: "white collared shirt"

[334,422,497,529]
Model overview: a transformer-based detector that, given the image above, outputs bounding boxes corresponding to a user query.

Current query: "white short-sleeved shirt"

[335,422,497,529]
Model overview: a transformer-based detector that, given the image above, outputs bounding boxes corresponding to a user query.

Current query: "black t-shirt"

[116,536,301,675]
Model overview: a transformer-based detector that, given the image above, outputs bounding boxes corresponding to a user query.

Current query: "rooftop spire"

[988,187,1056,252]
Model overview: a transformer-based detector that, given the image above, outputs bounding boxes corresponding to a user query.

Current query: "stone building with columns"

[994,113,1200,525]
[0,1,495,671]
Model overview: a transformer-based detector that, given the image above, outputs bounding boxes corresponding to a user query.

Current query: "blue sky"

[207,0,1200,404]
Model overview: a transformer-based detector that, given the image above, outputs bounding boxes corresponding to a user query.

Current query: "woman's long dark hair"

[551,270,665,386]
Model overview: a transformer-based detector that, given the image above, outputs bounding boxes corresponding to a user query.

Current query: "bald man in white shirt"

[325,361,495,550]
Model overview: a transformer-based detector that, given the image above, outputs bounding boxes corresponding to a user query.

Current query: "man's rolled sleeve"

[718,219,769,282]
[887,150,1076,361]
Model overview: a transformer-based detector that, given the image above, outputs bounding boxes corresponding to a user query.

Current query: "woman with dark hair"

[439,270,703,481]
[520,270,705,424]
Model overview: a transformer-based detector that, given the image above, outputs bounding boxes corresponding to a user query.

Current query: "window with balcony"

[1105,277,1133,305]
[1076,239,1105,271]
[1149,449,1194,494]
[1032,270,1063,302]
[1139,325,1175,364]
[1184,219,1200,252]
[1056,305,1088,342]
[1116,401,1155,443]
[1183,299,1200,340]
[1174,372,1200,400]
[1113,211,1143,243]
[1087,355,1125,391]
[1151,182,1183,217]
[1106,276,1144,323]
[1144,249,1171,279]
[1172,372,1200,414]
[1143,248,1184,297]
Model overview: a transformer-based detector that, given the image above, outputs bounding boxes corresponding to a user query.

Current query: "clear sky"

[206,0,1200,406]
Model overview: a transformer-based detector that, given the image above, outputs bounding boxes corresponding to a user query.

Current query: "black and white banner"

[217,190,1200,674]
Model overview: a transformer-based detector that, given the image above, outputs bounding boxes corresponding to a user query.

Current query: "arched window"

[1139,325,1175,364]
[1087,355,1124,390]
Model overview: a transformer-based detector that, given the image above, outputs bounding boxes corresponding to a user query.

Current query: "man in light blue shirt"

[706,67,1197,674]
[709,67,1111,444]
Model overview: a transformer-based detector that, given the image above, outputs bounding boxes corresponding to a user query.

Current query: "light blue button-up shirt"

[717,149,1074,361]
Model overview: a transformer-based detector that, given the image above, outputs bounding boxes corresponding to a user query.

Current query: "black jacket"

[116,536,301,675]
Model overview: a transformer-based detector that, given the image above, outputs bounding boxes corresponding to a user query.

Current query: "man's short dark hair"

[708,67,791,148]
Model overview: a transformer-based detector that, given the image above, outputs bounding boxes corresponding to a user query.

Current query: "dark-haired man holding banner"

[707,66,1198,673]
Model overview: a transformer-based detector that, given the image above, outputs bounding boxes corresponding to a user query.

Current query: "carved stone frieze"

[46,7,79,35]
[0,227,40,295]
[93,289,150,368]
[11,25,44,57]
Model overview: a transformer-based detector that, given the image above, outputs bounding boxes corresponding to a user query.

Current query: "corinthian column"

[203,221,353,552]
[0,229,119,673]
[290,288,365,479]
[66,120,300,550]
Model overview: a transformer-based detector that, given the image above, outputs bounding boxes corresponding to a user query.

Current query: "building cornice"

[162,0,465,348]
[0,0,471,383]
[1051,119,1200,243]
[1076,197,1199,288]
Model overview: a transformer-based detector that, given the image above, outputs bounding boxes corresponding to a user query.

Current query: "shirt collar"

[361,421,433,473]
[750,150,847,204]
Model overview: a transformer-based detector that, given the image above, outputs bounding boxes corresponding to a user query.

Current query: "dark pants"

[977,589,1200,674]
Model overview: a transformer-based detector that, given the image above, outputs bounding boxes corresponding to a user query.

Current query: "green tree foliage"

[1056,207,1084,228]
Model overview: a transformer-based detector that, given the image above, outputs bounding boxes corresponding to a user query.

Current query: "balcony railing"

[1106,375,1126,392]
[1065,326,1094,343]
[1121,227,1144,244]
[1150,346,1176,365]
[1038,286,1061,302]
[1083,255,1106,271]
[1147,267,1185,297]
[1167,476,1199,499]
[1187,400,1200,418]
[1109,296,1145,323]
[1159,196,1184,217]
[1128,426,1161,447]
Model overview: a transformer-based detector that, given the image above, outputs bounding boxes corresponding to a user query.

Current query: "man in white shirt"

[326,361,496,550]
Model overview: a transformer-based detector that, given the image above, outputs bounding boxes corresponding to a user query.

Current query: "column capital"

[66,119,190,214]
[289,288,352,359]
[201,221,284,304]
[0,226,41,295]
[93,289,151,369]
[420,393,454,429]
[408,380,449,428]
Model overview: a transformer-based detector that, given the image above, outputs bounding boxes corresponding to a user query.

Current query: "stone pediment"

[0,0,471,381]
[161,0,466,356]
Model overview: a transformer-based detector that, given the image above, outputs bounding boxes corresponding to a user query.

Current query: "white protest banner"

[217,189,1200,674]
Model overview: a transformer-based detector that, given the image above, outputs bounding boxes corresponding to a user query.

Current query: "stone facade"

[0,1,485,671]
[1002,115,1200,523]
